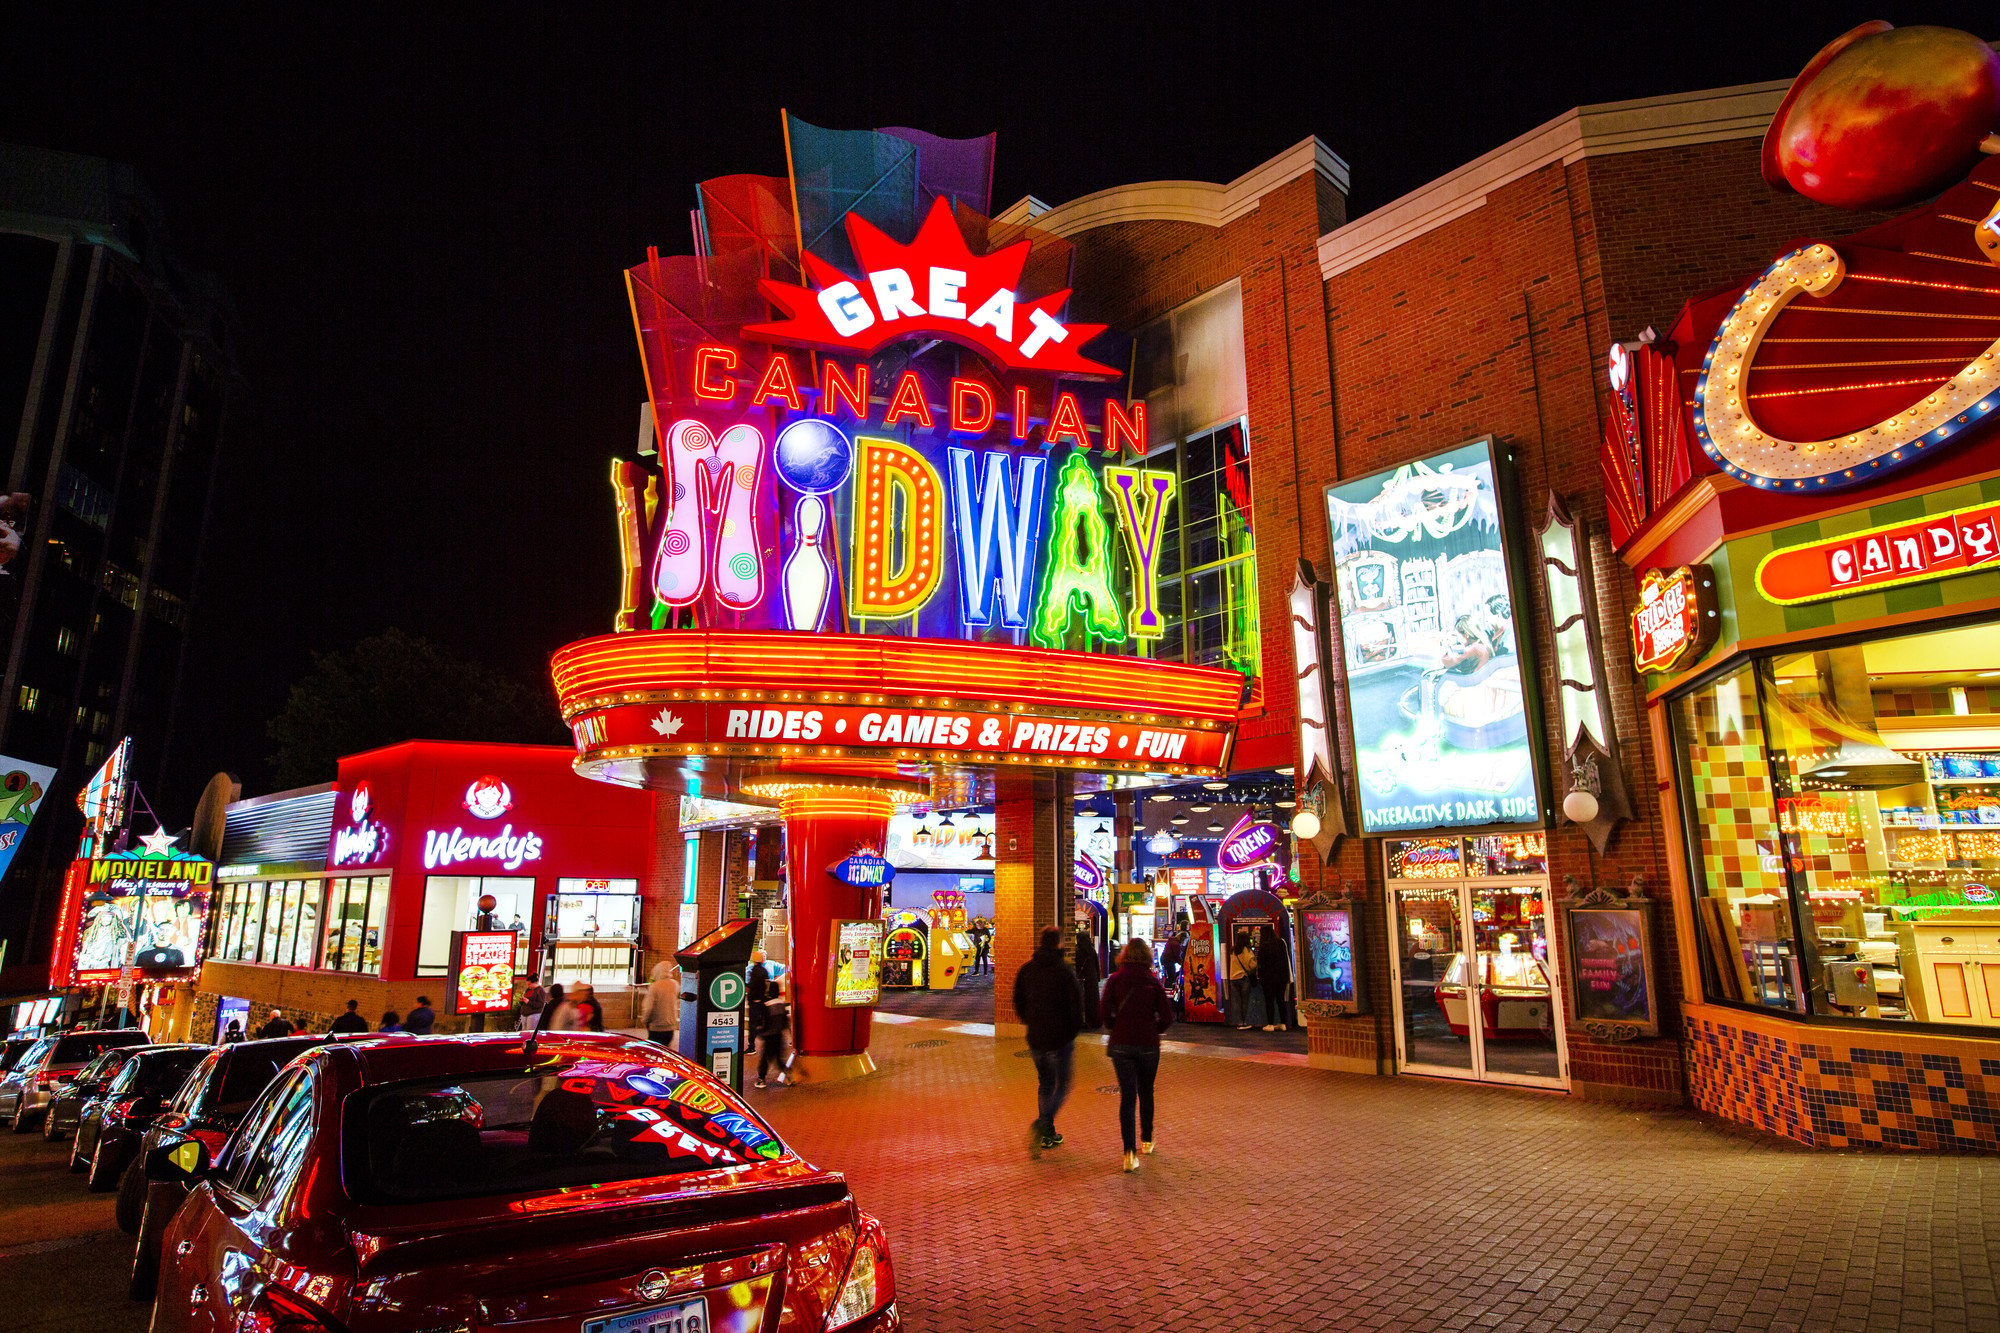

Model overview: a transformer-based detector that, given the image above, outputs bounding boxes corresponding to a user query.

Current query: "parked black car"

[71,1044,206,1198]
[125,1033,371,1296]
[43,1046,139,1141]
[0,1029,149,1130]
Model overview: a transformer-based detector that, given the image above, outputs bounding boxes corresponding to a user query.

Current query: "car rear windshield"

[117,1049,207,1096]
[212,1041,321,1115]
[52,1031,146,1064]
[345,1056,786,1204]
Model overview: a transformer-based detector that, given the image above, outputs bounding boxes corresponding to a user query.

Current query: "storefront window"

[548,877,641,990]
[209,876,368,973]
[318,876,389,975]
[1674,621,2000,1030]
[418,876,534,976]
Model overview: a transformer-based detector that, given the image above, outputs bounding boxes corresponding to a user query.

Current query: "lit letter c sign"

[1694,242,2000,491]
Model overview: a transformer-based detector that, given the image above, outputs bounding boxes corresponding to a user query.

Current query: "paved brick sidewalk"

[748,1017,2000,1332]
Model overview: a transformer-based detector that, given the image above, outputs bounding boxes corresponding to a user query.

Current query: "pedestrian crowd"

[1012,917,1293,1172]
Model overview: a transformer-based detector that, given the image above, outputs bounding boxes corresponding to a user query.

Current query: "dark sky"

[1,2,1988,808]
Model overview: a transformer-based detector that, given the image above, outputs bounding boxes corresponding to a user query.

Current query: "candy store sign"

[1755,499,2000,606]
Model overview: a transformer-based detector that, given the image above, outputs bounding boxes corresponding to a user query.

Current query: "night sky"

[1,2,1987,810]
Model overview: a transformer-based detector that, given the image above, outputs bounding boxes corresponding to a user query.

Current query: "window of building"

[417,876,534,976]
[209,875,382,974]
[16,686,37,713]
[548,878,641,991]
[1672,620,2000,1030]
[54,627,76,657]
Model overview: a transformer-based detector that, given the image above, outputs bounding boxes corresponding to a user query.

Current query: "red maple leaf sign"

[745,198,1116,379]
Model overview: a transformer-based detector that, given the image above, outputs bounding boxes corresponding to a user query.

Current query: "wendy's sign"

[1216,812,1280,873]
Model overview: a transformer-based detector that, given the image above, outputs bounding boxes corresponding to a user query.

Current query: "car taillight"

[823,1215,894,1331]
[36,1069,64,1086]
[107,1097,138,1118]
[236,1284,339,1332]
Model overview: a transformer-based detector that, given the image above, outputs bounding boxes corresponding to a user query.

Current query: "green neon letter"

[1032,450,1127,648]
[1104,466,1177,639]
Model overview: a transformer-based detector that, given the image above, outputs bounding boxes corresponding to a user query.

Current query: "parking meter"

[674,918,759,1091]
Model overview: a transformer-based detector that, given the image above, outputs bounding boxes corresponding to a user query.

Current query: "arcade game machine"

[924,890,972,989]
[1181,897,1226,1023]
[881,911,928,989]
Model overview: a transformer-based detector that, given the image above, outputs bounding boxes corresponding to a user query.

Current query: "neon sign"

[1216,813,1280,872]
[424,824,544,872]
[1754,497,2000,605]
[331,779,391,868]
[609,200,1178,651]
[1631,565,1718,673]
[747,199,1117,378]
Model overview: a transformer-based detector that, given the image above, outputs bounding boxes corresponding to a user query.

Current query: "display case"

[1435,949,1554,1039]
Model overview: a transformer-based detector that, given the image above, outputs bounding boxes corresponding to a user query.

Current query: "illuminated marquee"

[1754,498,2000,605]
[611,201,1175,651]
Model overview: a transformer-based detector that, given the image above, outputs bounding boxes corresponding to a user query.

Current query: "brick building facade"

[1012,77,1908,1107]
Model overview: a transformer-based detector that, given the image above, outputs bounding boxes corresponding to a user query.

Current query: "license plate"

[583,1296,709,1333]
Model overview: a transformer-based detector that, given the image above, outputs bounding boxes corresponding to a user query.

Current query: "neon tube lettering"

[653,420,767,610]
[948,447,1048,630]
[850,436,944,619]
[1031,450,1127,648]
[1104,466,1177,638]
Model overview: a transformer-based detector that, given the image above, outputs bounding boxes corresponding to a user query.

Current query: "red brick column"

[993,773,1068,1036]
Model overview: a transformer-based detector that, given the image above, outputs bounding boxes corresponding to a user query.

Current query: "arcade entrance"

[1383,836,1568,1090]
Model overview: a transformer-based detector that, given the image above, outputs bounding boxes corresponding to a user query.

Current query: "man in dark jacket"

[256,1009,294,1040]
[328,999,369,1035]
[1011,923,1083,1157]
[404,997,436,1035]
[746,951,773,1038]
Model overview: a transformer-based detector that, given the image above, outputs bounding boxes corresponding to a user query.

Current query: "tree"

[266,630,565,788]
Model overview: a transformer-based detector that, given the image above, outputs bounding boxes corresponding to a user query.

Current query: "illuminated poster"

[885,811,995,870]
[65,848,212,983]
[1324,441,1545,834]
[828,919,884,1008]
[449,930,519,1015]
[1299,905,1361,1008]
[0,756,55,888]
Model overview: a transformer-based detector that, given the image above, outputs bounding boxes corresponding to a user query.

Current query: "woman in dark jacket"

[1074,926,1103,1029]
[1256,924,1293,1031]
[1100,938,1174,1173]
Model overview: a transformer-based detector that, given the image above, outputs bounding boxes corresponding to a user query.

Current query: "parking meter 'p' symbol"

[709,972,744,1010]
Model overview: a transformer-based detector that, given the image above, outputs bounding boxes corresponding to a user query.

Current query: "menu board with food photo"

[448,930,519,1015]
[1324,439,1546,835]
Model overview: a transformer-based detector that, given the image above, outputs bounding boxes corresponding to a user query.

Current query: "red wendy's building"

[188,743,655,1038]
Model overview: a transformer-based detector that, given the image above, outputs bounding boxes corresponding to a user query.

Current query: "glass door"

[1387,874,1568,1089]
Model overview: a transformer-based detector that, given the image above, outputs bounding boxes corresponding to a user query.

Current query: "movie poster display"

[1295,897,1366,1014]
[827,918,884,1008]
[0,756,55,888]
[64,848,213,984]
[1324,439,1546,834]
[1564,892,1659,1038]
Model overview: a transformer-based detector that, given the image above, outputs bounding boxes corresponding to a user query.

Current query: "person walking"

[1011,923,1083,1158]
[377,1010,403,1033]
[746,951,773,1038]
[517,981,547,1032]
[972,921,992,974]
[328,999,369,1035]
[1227,930,1258,1029]
[1256,924,1293,1032]
[544,983,583,1031]
[572,984,604,1032]
[1101,937,1174,1173]
[640,959,681,1048]
[404,997,436,1035]
[754,977,790,1090]
[256,1008,294,1040]
[1073,925,1102,1031]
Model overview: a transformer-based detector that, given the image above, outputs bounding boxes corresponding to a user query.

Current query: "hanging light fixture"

[1190,803,1212,813]
[1170,815,1190,826]
[1205,821,1225,833]
[1202,781,1228,791]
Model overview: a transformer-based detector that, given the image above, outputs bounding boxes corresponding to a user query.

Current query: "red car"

[148,1031,897,1333]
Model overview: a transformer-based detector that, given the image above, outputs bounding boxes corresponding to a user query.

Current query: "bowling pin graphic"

[783,493,833,631]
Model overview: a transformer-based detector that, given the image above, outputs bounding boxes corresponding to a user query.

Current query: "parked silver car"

[0,1029,149,1131]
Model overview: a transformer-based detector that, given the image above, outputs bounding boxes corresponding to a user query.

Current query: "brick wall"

[992,774,1068,1034]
